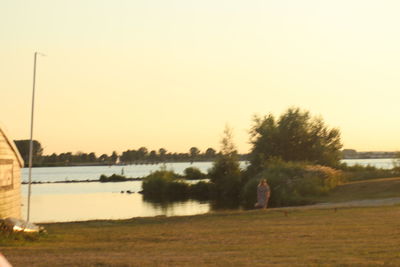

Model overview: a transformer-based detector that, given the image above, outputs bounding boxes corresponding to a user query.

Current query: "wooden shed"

[0,125,23,219]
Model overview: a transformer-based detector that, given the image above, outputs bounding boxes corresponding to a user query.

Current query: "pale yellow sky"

[1,0,400,155]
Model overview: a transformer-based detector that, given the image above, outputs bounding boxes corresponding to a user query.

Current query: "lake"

[21,159,395,223]
[342,158,396,169]
[21,162,224,223]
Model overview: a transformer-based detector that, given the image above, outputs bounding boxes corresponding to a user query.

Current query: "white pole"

[27,52,45,222]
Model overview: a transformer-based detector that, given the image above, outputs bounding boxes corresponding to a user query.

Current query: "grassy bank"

[2,177,400,266]
[2,204,400,266]
[310,177,400,203]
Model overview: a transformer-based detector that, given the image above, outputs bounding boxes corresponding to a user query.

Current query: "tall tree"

[138,147,148,160]
[189,147,200,162]
[189,147,200,157]
[88,152,97,162]
[14,140,43,166]
[148,150,157,161]
[110,151,118,164]
[205,148,217,158]
[158,148,167,156]
[159,148,167,161]
[249,107,342,173]
[99,154,109,162]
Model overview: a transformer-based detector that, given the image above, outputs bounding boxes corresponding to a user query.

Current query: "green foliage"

[249,107,343,174]
[120,146,221,164]
[164,181,189,201]
[142,168,188,201]
[142,169,175,195]
[14,140,43,166]
[205,148,217,158]
[99,174,127,182]
[241,178,260,208]
[14,139,247,167]
[209,126,242,203]
[339,163,400,181]
[189,147,200,161]
[142,168,214,202]
[242,160,343,208]
[110,151,118,164]
[188,181,215,200]
[183,167,206,180]
[0,231,42,245]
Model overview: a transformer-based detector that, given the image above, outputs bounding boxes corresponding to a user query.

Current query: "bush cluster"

[184,167,207,180]
[142,169,212,201]
[143,160,343,209]
[242,161,343,208]
[142,108,348,208]
[339,163,400,181]
[99,174,127,182]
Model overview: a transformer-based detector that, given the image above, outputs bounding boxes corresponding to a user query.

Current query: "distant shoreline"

[25,160,217,168]
[21,177,143,185]
[23,157,398,168]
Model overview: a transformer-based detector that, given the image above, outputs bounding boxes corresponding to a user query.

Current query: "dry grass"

[1,204,400,266]
[2,177,400,266]
[312,177,400,203]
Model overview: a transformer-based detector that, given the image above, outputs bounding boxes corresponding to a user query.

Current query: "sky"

[1,0,400,155]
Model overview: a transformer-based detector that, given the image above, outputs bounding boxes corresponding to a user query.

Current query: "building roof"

[0,123,24,168]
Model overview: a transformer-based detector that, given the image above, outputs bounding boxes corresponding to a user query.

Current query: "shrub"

[184,167,206,180]
[207,126,242,206]
[189,181,214,200]
[208,151,242,202]
[241,178,259,208]
[142,169,179,200]
[300,165,342,195]
[165,181,189,201]
[242,160,342,208]
[99,174,127,182]
[339,163,400,181]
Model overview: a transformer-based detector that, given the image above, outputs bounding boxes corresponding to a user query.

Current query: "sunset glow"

[2,0,400,154]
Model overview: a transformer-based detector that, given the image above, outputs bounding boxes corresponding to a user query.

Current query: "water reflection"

[22,193,210,223]
[143,199,211,216]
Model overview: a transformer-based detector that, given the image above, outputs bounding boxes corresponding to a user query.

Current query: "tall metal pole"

[27,52,45,222]
[27,52,38,222]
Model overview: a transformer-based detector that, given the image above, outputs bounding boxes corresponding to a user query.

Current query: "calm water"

[21,161,248,183]
[21,181,211,223]
[21,162,224,223]
[21,192,210,223]
[342,158,396,169]
[20,159,394,223]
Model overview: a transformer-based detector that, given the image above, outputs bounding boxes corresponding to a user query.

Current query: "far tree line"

[13,107,400,210]
[13,140,250,167]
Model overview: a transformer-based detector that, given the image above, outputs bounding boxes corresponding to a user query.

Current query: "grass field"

[1,177,400,266]
[310,177,400,203]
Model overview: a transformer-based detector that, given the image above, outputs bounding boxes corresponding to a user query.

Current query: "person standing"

[255,179,270,209]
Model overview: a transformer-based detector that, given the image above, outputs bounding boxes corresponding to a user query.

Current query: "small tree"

[209,126,242,203]
[189,147,200,162]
